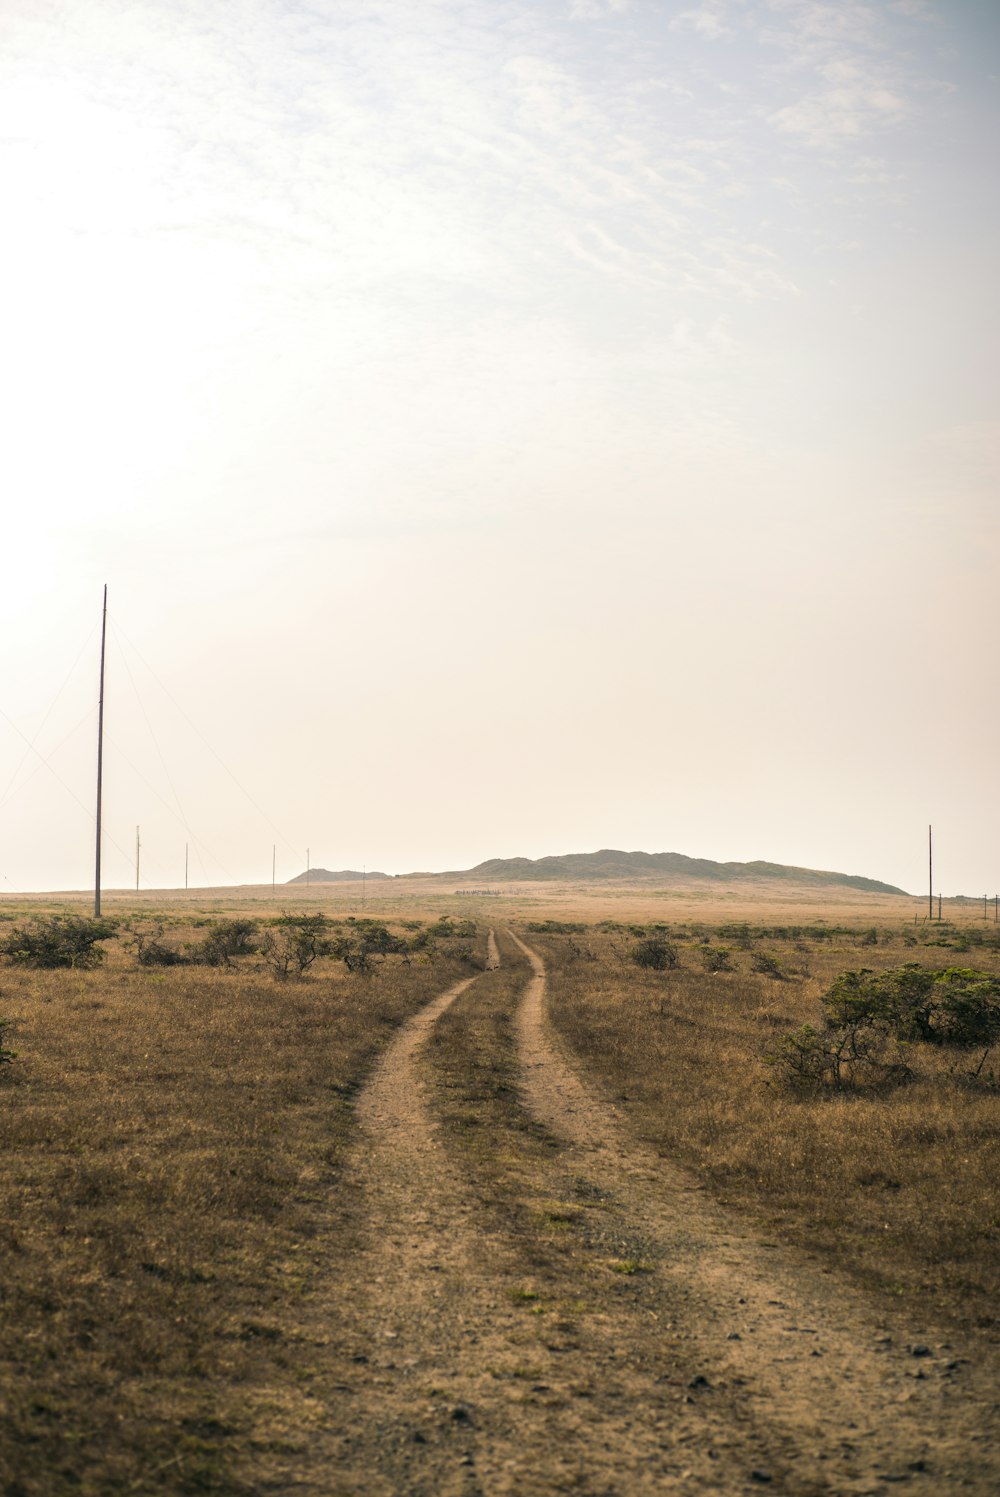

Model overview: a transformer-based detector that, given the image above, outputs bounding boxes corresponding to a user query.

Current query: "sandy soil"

[282,931,1000,1495]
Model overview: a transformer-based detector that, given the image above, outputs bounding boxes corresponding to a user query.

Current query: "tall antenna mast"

[95,585,108,918]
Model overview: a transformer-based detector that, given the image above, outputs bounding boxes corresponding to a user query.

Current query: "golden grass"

[0,919,474,1496]
[540,917,1000,1330]
[3,879,999,1491]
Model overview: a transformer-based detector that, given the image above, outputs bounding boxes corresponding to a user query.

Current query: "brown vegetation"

[539,917,1000,1330]
[0,916,474,1496]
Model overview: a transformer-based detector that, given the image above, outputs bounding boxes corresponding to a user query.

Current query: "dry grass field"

[0,906,481,1495]
[537,913,1000,1330]
[2,880,999,1493]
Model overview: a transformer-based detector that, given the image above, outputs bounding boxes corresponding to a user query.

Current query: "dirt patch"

[312,939,782,1493]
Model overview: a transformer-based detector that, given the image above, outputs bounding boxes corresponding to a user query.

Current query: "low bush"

[700,945,733,973]
[769,963,1000,1092]
[260,914,330,979]
[822,964,1000,1049]
[768,1022,912,1093]
[195,919,259,968]
[125,923,188,968]
[329,920,409,975]
[0,916,117,969]
[524,920,586,934]
[631,935,679,971]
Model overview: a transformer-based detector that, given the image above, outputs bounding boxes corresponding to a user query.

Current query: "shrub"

[195,919,259,968]
[751,950,784,978]
[631,936,679,971]
[821,964,1000,1049]
[0,916,117,969]
[260,915,330,979]
[425,917,477,940]
[329,920,408,974]
[769,963,1000,1092]
[700,946,733,973]
[525,920,586,934]
[767,1022,912,1093]
[128,924,189,967]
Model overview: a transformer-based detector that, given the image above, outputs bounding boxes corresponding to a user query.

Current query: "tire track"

[325,935,778,1493]
[511,929,1000,1493]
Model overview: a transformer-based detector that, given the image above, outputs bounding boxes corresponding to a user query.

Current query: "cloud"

[669,5,734,40]
[567,0,631,17]
[757,0,933,147]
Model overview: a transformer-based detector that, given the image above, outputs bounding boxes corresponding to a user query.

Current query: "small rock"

[909,1343,932,1358]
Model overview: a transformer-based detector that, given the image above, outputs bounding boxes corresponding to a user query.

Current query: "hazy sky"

[1,0,997,896]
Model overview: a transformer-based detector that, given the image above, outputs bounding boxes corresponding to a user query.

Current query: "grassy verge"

[0,921,477,1496]
[538,918,1000,1332]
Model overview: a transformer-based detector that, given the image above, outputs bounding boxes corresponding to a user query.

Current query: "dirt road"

[315,931,999,1494]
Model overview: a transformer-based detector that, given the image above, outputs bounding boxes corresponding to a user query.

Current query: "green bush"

[124,916,187,964]
[822,964,1000,1048]
[0,916,117,969]
[769,962,1000,1093]
[195,919,259,968]
[699,945,733,973]
[329,920,409,974]
[631,936,679,971]
[424,917,477,940]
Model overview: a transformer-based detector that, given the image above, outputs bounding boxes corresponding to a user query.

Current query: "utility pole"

[135,826,140,891]
[928,824,933,922]
[95,585,107,918]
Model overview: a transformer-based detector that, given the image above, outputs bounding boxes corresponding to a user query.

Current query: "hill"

[287,868,390,884]
[460,848,907,896]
